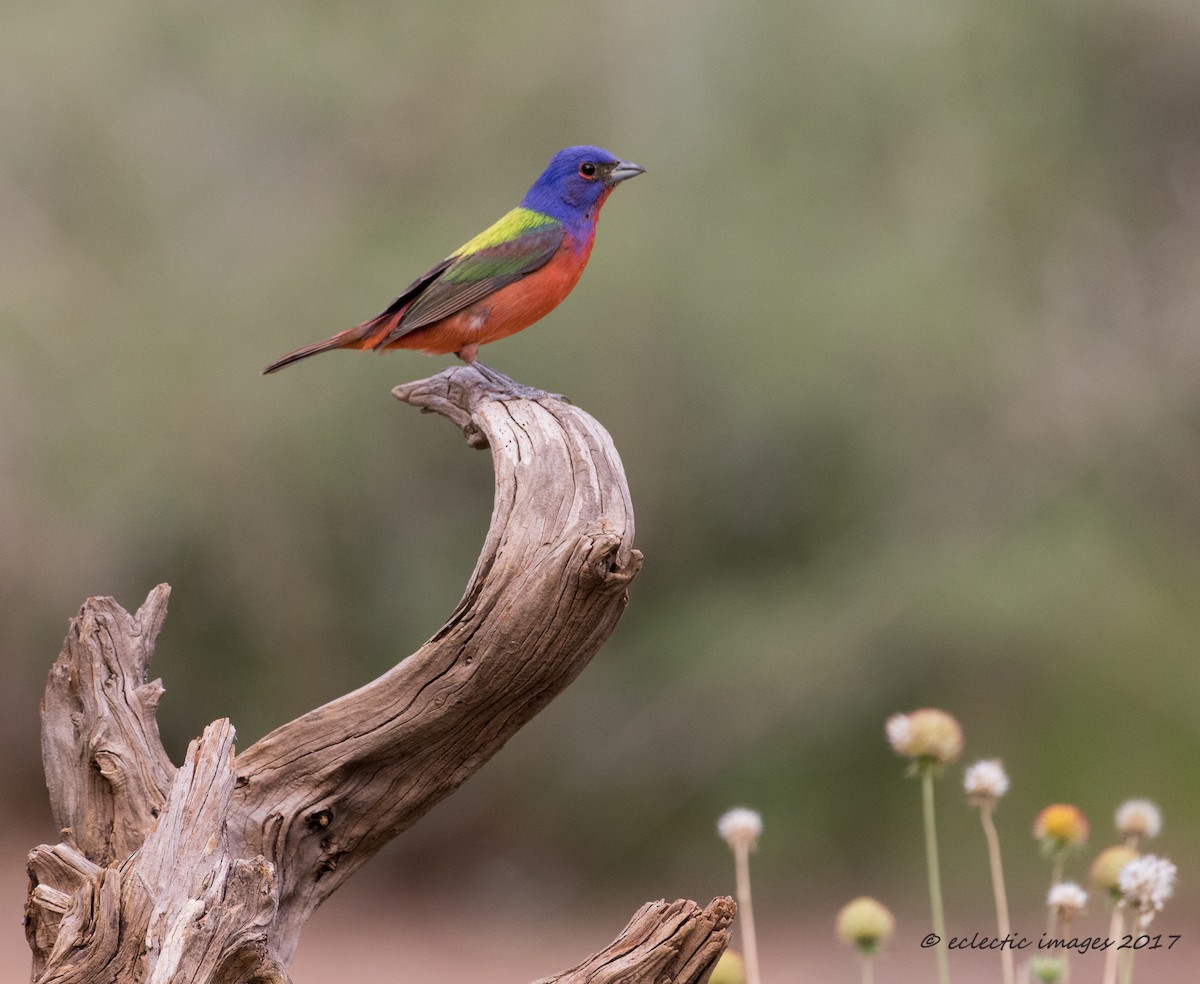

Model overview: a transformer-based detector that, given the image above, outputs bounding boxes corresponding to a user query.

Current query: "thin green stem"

[1059,918,1073,984]
[1047,856,1064,933]
[861,953,874,984]
[1120,942,1135,984]
[922,765,951,984]
[734,844,761,984]
[1119,910,1144,984]
[1101,904,1124,984]
[979,804,1015,984]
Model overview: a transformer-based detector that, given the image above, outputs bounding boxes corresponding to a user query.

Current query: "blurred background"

[3,0,1199,979]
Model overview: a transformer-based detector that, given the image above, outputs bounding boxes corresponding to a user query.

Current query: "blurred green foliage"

[3,0,1199,923]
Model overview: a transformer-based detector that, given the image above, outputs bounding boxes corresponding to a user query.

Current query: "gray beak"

[607,159,646,183]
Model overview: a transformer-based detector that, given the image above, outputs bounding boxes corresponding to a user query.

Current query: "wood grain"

[26,366,727,983]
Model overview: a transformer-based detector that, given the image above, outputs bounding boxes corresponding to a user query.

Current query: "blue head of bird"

[521,146,644,227]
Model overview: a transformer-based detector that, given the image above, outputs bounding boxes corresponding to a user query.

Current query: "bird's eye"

[579,162,597,178]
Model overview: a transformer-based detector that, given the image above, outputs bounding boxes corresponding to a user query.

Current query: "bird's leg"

[456,351,569,403]
[476,360,570,403]
[472,360,519,389]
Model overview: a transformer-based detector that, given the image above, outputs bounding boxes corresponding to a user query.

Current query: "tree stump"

[25,365,733,983]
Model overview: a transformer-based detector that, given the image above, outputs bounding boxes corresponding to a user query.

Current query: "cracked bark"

[26,365,732,983]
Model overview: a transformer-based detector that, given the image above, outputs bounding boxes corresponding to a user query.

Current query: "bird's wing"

[365,257,456,328]
[373,209,564,348]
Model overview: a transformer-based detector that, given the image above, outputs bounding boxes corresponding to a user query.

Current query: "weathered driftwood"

[538,897,736,984]
[26,365,731,983]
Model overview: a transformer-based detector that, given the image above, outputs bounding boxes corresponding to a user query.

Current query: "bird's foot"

[469,361,570,403]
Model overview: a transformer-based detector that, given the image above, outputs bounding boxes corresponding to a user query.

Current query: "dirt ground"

[5,829,1195,982]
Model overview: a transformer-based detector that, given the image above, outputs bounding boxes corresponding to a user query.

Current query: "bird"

[263,145,644,376]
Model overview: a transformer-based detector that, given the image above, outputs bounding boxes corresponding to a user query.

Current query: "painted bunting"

[263,145,643,374]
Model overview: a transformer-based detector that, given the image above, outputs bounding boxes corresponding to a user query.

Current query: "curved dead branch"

[539,896,737,984]
[25,367,728,983]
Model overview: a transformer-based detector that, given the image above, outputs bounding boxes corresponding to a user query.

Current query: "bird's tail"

[262,325,372,374]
